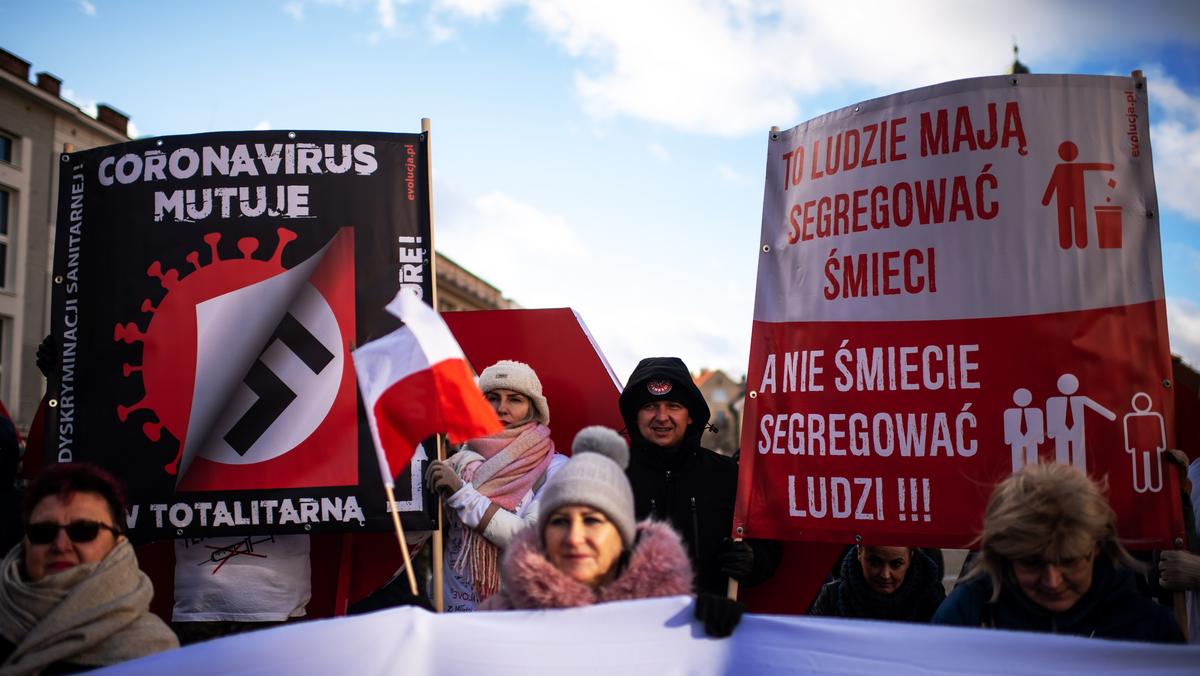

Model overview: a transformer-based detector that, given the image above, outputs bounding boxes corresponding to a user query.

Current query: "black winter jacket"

[809,547,945,622]
[932,555,1185,643]
[620,357,781,595]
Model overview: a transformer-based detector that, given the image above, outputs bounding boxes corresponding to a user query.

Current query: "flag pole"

[385,484,420,595]
[423,117,447,613]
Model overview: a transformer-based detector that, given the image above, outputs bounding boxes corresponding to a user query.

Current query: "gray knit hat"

[538,426,636,547]
[477,360,549,426]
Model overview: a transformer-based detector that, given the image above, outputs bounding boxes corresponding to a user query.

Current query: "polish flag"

[352,289,502,487]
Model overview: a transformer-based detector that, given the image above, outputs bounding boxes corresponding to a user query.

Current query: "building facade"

[694,368,745,457]
[0,47,130,429]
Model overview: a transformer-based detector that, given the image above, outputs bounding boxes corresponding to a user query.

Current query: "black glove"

[694,592,745,638]
[715,537,754,581]
[36,335,57,380]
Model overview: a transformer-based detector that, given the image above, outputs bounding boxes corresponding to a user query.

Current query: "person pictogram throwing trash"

[1041,141,1114,249]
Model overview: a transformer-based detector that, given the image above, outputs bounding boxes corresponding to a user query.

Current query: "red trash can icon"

[1094,205,1123,249]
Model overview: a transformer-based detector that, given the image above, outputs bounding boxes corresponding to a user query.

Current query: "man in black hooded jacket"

[619,357,781,595]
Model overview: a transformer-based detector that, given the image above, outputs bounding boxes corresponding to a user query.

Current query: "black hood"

[619,357,710,447]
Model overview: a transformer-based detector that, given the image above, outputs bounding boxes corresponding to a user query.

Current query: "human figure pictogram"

[1045,373,1115,472]
[1003,387,1043,473]
[1122,392,1166,493]
[1041,141,1114,249]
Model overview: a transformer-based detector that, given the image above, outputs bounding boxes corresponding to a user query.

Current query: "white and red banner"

[736,74,1182,548]
[352,289,501,487]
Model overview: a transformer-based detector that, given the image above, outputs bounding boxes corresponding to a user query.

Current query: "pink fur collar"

[484,521,693,610]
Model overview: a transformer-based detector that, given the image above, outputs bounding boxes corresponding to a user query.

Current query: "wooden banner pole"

[423,117,447,613]
[385,484,421,596]
[727,125,783,603]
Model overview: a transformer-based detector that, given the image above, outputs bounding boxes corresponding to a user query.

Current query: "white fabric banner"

[100,596,1197,675]
[756,74,1163,324]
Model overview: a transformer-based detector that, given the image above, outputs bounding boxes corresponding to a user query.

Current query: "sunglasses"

[26,520,121,545]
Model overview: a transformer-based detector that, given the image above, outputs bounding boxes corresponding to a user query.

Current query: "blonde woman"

[933,463,1183,643]
[425,360,567,612]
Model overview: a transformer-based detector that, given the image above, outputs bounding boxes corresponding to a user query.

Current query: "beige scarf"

[0,540,178,675]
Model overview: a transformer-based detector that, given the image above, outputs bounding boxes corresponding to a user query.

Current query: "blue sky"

[3,0,1199,380]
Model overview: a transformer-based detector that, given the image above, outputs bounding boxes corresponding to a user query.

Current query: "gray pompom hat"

[538,426,636,547]
[477,360,549,426]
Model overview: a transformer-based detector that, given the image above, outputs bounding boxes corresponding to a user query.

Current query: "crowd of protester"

[0,353,1196,673]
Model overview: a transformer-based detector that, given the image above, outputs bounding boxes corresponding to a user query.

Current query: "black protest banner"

[49,130,436,540]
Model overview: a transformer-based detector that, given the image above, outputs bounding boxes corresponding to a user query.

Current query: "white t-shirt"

[173,534,311,622]
[441,453,568,612]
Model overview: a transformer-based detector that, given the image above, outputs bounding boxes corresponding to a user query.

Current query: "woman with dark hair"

[933,463,1184,643]
[482,427,743,637]
[0,463,178,672]
[809,545,945,622]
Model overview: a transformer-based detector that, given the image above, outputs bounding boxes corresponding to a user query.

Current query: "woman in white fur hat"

[425,360,568,612]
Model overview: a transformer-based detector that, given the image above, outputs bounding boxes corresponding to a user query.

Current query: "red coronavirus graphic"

[115,228,298,474]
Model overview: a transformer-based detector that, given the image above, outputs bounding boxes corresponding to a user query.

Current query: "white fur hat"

[477,360,549,426]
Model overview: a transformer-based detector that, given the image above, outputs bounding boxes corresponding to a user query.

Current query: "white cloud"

[1168,297,1200,368]
[433,0,514,20]
[435,183,588,307]
[432,0,1200,136]
[433,179,757,377]
[253,120,273,131]
[77,0,96,16]
[284,2,304,20]
[377,0,397,29]
[1145,71,1200,219]
[647,142,670,162]
[61,88,98,119]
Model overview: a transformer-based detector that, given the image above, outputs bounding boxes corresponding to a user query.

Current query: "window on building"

[0,188,9,288]
[0,132,11,164]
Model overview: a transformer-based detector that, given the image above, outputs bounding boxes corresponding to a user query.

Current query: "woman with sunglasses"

[0,463,178,673]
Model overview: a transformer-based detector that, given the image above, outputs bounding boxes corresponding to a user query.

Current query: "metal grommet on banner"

[853,106,860,113]
[736,526,745,536]
[1175,537,1185,547]
[761,244,770,253]
[1163,379,1172,389]
[176,529,183,536]
[304,524,312,531]
[1010,77,1018,86]
[61,154,69,163]
[854,534,862,544]
[748,391,757,399]
[156,139,163,147]
[1147,210,1155,219]
[53,275,63,284]
[288,131,297,140]
[47,399,58,408]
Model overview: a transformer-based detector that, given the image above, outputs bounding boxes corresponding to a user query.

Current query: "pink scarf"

[462,422,555,511]
[454,422,555,601]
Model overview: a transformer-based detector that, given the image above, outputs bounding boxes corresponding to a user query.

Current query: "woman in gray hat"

[483,427,745,637]
[425,360,568,612]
